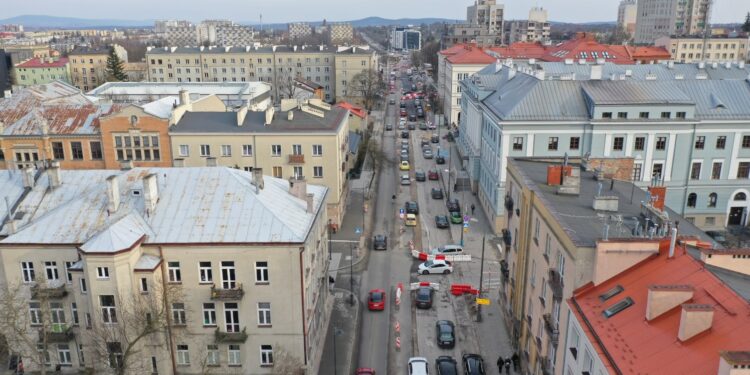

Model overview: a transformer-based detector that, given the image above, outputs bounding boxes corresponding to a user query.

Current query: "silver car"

[400,174,411,185]
[423,149,433,159]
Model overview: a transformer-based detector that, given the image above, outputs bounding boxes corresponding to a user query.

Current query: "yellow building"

[68,45,128,91]
[334,46,378,104]
[655,36,749,63]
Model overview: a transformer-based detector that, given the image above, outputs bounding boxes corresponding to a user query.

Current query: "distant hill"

[0,15,152,29]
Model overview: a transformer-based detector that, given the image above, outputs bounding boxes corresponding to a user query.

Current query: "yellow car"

[399,161,410,171]
[405,213,417,226]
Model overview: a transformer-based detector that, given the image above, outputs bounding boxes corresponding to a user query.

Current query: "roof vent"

[698,61,705,69]
[578,59,586,65]
[739,61,745,69]
[252,168,264,192]
[645,72,657,80]
[564,58,573,65]
[603,297,634,318]
[675,74,684,80]
[667,60,674,69]
[646,285,694,321]
[710,93,727,109]
[696,72,708,80]
[725,61,732,69]
[625,69,633,77]
[712,62,718,69]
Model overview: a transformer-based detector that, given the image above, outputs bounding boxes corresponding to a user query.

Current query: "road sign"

[463,215,470,222]
[463,227,469,233]
[463,222,469,228]
[355,227,362,234]
[476,298,490,305]
[399,208,405,214]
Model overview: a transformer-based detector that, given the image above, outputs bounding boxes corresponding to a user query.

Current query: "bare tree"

[277,74,299,101]
[85,282,183,375]
[347,68,385,112]
[270,345,305,375]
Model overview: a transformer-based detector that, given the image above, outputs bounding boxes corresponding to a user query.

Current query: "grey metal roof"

[0,170,27,224]
[2,167,327,245]
[483,74,590,121]
[582,80,694,105]
[512,61,750,81]
[673,80,750,120]
[172,106,348,134]
[146,45,340,55]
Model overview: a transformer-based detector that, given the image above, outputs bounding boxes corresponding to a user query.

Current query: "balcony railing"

[39,325,74,343]
[210,284,244,300]
[543,313,560,346]
[548,269,564,300]
[288,154,305,164]
[214,327,248,343]
[31,283,67,299]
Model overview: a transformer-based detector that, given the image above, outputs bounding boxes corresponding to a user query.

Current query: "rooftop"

[15,57,69,69]
[145,45,362,55]
[0,103,118,136]
[336,101,366,119]
[68,46,112,56]
[87,81,272,99]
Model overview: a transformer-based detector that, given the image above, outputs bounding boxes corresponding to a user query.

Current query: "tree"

[411,51,423,69]
[277,74,300,101]
[269,346,305,375]
[347,68,385,111]
[743,12,750,33]
[105,48,128,82]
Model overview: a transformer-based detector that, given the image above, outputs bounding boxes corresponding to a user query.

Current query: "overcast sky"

[0,0,745,24]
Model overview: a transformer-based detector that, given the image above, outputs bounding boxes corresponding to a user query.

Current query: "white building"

[391,27,422,51]
[617,0,638,36]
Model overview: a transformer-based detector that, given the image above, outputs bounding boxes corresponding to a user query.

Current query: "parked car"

[446,198,460,213]
[401,139,409,146]
[417,108,425,118]
[428,169,439,180]
[400,174,411,185]
[428,244,464,255]
[408,123,416,130]
[409,113,417,121]
[401,131,410,139]
[431,134,439,143]
[419,122,428,130]
[418,259,453,275]
[436,356,458,375]
[415,170,426,181]
[385,123,393,131]
[408,357,429,375]
[462,354,485,375]
[421,138,430,147]
[428,122,436,130]
[405,201,419,214]
[415,286,433,309]
[373,234,387,250]
[431,188,444,199]
[405,213,418,227]
[436,155,445,164]
[450,211,463,224]
[435,321,456,348]
[400,109,407,117]
[368,289,385,311]
[389,98,396,104]
[399,118,407,126]
[435,215,450,229]
[423,149,434,159]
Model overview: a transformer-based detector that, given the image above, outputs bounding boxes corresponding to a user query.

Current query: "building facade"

[165,26,199,46]
[467,0,505,37]
[123,62,148,82]
[635,0,713,44]
[442,24,503,48]
[391,27,422,51]
[503,7,551,45]
[329,23,354,45]
[68,45,128,91]
[288,23,313,40]
[88,81,273,109]
[617,0,638,36]
[12,57,70,86]
[655,36,750,63]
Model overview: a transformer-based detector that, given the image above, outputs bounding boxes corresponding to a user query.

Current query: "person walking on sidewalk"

[497,356,504,373]
[504,358,512,374]
[511,352,520,371]
[471,203,476,215]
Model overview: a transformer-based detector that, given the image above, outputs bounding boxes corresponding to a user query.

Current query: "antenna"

[260,14,263,32]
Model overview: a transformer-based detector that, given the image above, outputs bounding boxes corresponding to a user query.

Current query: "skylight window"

[599,285,624,302]
[603,297,634,318]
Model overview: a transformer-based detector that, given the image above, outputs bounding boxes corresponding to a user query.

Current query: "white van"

[428,244,464,255]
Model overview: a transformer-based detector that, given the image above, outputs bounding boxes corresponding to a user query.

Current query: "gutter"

[298,246,308,365]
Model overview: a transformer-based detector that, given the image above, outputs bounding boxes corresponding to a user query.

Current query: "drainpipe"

[681,124,697,217]
[519,189,536,372]
[299,247,308,365]
[158,246,178,375]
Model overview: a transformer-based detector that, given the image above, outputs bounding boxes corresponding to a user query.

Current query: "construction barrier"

[408,240,415,251]
[395,337,401,351]
[411,250,472,262]
[395,321,400,333]
[409,281,440,291]
[450,284,472,296]
[395,283,403,306]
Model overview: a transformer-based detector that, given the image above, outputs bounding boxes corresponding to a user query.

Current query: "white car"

[428,244,464,255]
[399,118,407,126]
[400,174,411,185]
[408,357,429,375]
[418,259,453,275]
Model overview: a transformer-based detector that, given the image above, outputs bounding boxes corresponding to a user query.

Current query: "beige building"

[68,45,128,91]
[503,7,551,45]
[655,36,750,63]
[635,0,712,44]
[123,62,148,82]
[0,166,331,374]
[169,98,351,224]
[329,23,355,45]
[617,0,637,36]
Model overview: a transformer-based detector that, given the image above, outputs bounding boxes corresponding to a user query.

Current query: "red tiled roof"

[336,101,366,119]
[445,46,497,65]
[569,239,750,375]
[16,57,69,69]
[439,44,472,56]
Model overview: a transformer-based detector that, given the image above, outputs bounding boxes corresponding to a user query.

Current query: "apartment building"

[154,19,192,34]
[0,165,331,374]
[88,81,273,109]
[437,44,496,126]
[503,158,717,375]
[68,45,128,91]
[13,57,71,86]
[329,23,354,45]
[288,23,313,40]
[457,62,750,233]
[655,36,750,63]
[0,49,11,97]
[442,24,503,48]
[122,62,147,82]
[503,7,551,45]
[617,0,638,36]
[169,98,350,224]
[467,0,505,37]
[165,25,199,46]
[334,46,378,102]
[391,27,422,51]
[635,0,713,44]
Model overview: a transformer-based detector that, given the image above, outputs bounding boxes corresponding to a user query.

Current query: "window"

[206,345,219,366]
[738,162,750,179]
[695,136,705,150]
[632,163,643,181]
[530,260,536,287]
[80,278,87,293]
[203,303,217,326]
[271,145,282,156]
[634,137,645,151]
[255,261,269,283]
[221,261,236,289]
[639,111,649,119]
[292,144,302,155]
[242,144,253,156]
[687,193,697,208]
[52,142,65,160]
[200,144,211,157]
[45,261,59,281]
[534,217,540,240]
[221,145,232,157]
[613,137,624,151]
[90,141,103,160]
[85,313,92,328]
[21,261,35,283]
[100,295,117,323]
[71,302,79,325]
[735,192,747,201]
[260,345,273,365]
[603,297,634,318]
[114,134,161,161]
[225,302,240,332]
[705,217,716,225]
[313,166,323,178]
[228,344,241,366]
[258,303,271,326]
[655,137,667,150]
[37,343,51,366]
[676,112,687,119]
[176,345,190,365]
[690,162,701,180]
[199,261,212,283]
[661,112,671,119]
[71,142,84,160]
[57,344,72,365]
[569,137,580,150]
[312,144,323,156]
[512,137,523,151]
[602,112,613,119]
[716,136,726,149]
[179,145,189,157]
[652,163,663,180]
[29,302,42,325]
[140,278,148,293]
[708,193,717,208]
[168,262,181,283]
[96,267,110,279]
[78,344,85,365]
[272,166,282,178]
[293,166,303,178]
[172,303,186,325]
[712,162,722,179]
[548,137,559,151]
[743,136,750,148]
[617,112,627,119]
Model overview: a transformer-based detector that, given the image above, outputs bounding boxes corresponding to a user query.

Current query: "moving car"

[428,244,464,255]
[385,123,393,131]
[356,368,376,375]
[450,211,463,224]
[423,149,434,159]
[419,122,428,130]
[399,117,407,126]
[368,289,385,311]
[408,357,429,375]
[389,98,396,104]
[400,174,411,185]
[409,113,417,121]
[408,123,416,130]
[415,286,433,309]
[373,234,387,250]
[415,170,426,181]
[446,198,460,213]
[462,354,485,375]
[436,356,458,375]
[428,169,439,180]
[400,154,409,162]
[435,215,450,229]
[418,259,453,275]
[400,109,408,117]
[431,188,444,199]
[436,155,445,164]
[405,201,419,214]
[431,134,439,143]
[435,321,456,348]
[421,138,430,147]
[405,213,418,227]
[401,131,409,139]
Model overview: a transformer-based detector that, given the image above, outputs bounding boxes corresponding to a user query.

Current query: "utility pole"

[476,235,486,322]
[349,243,355,306]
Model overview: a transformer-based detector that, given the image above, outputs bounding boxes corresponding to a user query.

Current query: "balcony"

[548,269,564,300]
[31,283,67,299]
[288,154,305,164]
[38,325,74,343]
[215,327,248,343]
[543,314,560,347]
[539,356,552,375]
[210,284,244,300]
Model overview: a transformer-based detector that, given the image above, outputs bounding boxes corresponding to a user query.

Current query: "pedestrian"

[496,356,504,373]
[504,358,511,374]
[512,353,520,371]
[471,203,476,215]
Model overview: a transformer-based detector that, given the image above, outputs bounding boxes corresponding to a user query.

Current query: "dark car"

[415,171,426,181]
[385,123,393,131]
[408,123,416,130]
[415,286,433,309]
[417,108,425,118]
[462,354,485,375]
[373,234,387,250]
[409,113,417,121]
[401,131,409,139]
[421,139,430,147]
[435,215,450,229]
[446,198,460,213]
[436,356,458,375]
[400,102,406,109]
[436,320,456,348]
[405,201,419,214]
[428,169,439,180]
[431,134,439,143]
[431,188,444,199]
[419,122,428,130]
[389,98,396,104]
[436,156,445,164]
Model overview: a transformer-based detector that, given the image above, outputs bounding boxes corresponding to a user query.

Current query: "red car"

[356,368,376,375]
[428,169,439,180]
[400,109,407,117]
[368,289,386,311]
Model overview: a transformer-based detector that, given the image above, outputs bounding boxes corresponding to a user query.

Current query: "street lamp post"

[476,235,486,322]
[349,243,355,306]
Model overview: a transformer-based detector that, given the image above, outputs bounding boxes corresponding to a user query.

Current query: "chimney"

[237,105,248,126]
[305,193,315,213]
[142,173,158,214]
[287,111,294,121]
[264,107,275,126]
[47,161,61,188]
[3,216,15,234]
[288,176,307,200]
[645,285,694,321]
[179,89,190,106]
[3,90,10,99]
[106,175,120,213]
[173,158,185,167]
[206,157,218,167]
[22,166,35,188]
[668,227,678,258]
[667,60,674,69]
[0,120,4,133]
[590,64,603,80]
[252,168,264,191]
[120,160,133,170]
[678,304,714,342]
[718,352,750,375]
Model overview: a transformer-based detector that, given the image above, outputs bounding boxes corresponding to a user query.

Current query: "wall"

[99,106,173,169]
[593,240,660,285]
[702,252,750,276]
